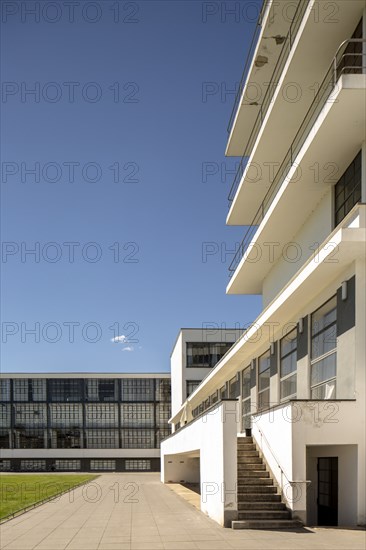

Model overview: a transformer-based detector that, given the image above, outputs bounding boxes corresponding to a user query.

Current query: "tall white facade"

[162,0,366,529]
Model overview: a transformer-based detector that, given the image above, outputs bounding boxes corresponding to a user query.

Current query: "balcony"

[226,0,307,156]
[227,3,365,224]
[227,40,366,295]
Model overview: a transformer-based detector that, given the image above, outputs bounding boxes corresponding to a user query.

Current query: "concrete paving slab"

[0,473,365,550]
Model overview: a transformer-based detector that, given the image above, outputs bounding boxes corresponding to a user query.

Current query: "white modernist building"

[162,0,366,529]
[170,328,239,422]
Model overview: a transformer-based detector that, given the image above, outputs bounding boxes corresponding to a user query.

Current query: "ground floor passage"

[0,474,365,550]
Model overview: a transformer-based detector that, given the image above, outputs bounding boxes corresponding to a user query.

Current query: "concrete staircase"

[232,436,302,530]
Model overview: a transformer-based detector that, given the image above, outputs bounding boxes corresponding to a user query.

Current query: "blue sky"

[1,0,262,373]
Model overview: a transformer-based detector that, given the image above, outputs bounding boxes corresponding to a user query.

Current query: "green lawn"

[0,474,98,519]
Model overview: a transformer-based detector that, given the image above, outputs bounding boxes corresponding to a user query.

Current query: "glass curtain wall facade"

[0,376,171,472]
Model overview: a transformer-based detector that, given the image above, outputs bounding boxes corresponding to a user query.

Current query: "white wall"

[171,332,184,420]
[253,400,365,525]
[263,190,333,307]
[161,400,239,527]
[252,405,294,506]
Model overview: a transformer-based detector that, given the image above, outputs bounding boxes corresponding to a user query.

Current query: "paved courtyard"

[0,473,365,550]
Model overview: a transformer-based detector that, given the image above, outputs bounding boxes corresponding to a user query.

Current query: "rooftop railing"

[228,0,310,204]
[229,39,366,278]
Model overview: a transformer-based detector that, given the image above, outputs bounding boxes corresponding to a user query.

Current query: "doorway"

[317,457,338,525]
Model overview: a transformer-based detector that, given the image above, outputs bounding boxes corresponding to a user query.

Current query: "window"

[0,430,10,448]
[14,404,47,428]
[0,460,11,471]
[0,404,11,428]
[311,297,337,399]
[85,429,119,448]
[220,384,227,399]
[258,351,270,411]
[13,379,29,401]
[0,379,11,401]
[210,391,218,404]
[85,404,118,428]
[90,460,116,471]
[86,379,117,402]
[54,460,81,471]
[121,429,154,449]
[334,151,361,226]
[14,430,46,449]
[50,429,82,449]
[156,403,171,427]
[121,378,154,402]
[242,365,251,430]
[186,342,233,368]
[155,379,171,402]
[50,404,83,428]
[125,459,151,471]
[186,380,200,398]
[156,428,170,447]
[280,329,297,400]
[31,379,46,401]
[13,379,46,402]
[121,403,154,428]
[49,379,82,402]
[229,375,240,398]
[20,460,46,471]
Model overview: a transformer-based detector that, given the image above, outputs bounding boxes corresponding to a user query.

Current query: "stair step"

[238,478,273,486]
[238,457,262,464]
[238,510,290,520]
[238,463,266,471]
[238,493,282,502]
[238,470,269,478]
[237,437,253,443]
[232,519,302,530]
[237,450,259,457]
[237,444,256,451]
[238,485,277,493]
[238,502,286,511]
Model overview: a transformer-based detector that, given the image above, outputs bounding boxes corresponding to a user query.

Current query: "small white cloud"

[111,335,127,343]
[122,346,134,352]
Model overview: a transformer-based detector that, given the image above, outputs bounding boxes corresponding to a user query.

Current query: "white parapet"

[161,400,239,527]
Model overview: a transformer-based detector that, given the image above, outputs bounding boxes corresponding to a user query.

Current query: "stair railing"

[255,426,311,506]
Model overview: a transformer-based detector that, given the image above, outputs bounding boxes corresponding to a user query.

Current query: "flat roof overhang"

[227,1,364,224]
[175,210,365,416]
[227,75,366,294]
[226,0,293,156]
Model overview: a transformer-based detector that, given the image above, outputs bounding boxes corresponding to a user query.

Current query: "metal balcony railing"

[228,0,310,204]
[229,39,366,278]
[226,0,269,136]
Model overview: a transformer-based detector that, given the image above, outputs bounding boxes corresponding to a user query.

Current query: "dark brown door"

[317,457,338,525]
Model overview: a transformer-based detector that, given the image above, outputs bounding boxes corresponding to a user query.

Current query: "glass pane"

[312,297,336,335]
[311,380,336,400]
[281,329,297,357]
[32,379,46,401]
[280,374,297,399]
[258,350,270,373]
[242,366,251,398]
[258,389,270,411]
[311,354,336,386]
[258,368,270,391]
[280,352,297,377]
[312,323,337,359]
